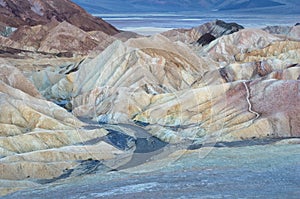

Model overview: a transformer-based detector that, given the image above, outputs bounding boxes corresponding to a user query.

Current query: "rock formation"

[162,20,244,44]
[198,29,283,64]
[0,0,118,35]
[65,29,300,144]
[263,24,300,40]
[0,62,128,195]
[196,33,216,46]
[2,16,117,56]
[5,22,141,58]
[0,60,41,97]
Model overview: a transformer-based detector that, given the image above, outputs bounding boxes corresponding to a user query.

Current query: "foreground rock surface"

[0,63,125,195]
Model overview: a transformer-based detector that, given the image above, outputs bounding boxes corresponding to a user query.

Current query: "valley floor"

[4,143,300,199]
[100,13,300,35]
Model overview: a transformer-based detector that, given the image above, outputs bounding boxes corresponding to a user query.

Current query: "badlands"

[0,0,299,197]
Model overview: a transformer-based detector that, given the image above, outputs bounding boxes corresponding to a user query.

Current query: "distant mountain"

[72,0,192,13]
[71,0,299,14]
[217,0,283,10]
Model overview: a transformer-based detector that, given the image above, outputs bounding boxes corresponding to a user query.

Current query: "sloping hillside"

[0,0,119,34]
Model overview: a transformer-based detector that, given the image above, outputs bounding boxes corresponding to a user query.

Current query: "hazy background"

[72,0,299,14]
[72,0,300,34]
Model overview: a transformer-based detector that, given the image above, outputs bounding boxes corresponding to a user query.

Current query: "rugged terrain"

[0,0,299,197]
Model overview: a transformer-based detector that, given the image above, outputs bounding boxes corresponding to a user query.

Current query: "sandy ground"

[4,143,300,199]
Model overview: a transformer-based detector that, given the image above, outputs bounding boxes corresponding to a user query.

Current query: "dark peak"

[215,20,244,32]
[197,33,216,46]
[193,19,244,45]
[210,19,244,37]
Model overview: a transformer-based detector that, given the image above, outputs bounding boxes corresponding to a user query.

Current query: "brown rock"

[162,28,199,44]
[250,80,300,137]
[8,18,59,50]
[0,60,41,97]
[38,21,99,55]
[162,20,243,44]
[0,0,118,35]
[255,60,272,77]
[5,20,118,56]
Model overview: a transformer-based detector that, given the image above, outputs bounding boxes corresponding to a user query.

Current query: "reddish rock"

[0,60,42,98]
[255,60,272,77]
[5,20,116,55]
[250,80,300,137]
[9,19,59,50]
[0,0,119,35]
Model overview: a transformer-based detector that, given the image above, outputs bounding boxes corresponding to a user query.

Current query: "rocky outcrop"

[0,60,41,98]
[162,20,244,44]
[0,0,127,61]
[0,23,14,37]
[69,35,216,124]
[288,25,300,40]
[199,29,282,64]
[212,20,244,36]
[8,18,59,50]
[134,80,300,141]
[162,28,199,44]
[262,25,292,35]
[7,20,116,55]
[65,30,300,143]
[0,35,36,53]
[196,33,216,46]
[0,64,125,195]
[235,40,300,63]
[38,21,100,55]
[0,0,118,35]
[1,20,139,59]
[71,34,215,94]
[262,24,300,40]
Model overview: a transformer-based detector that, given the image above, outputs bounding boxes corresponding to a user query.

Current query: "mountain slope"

[72,0,299,14]
[218,0,284,10]
[0,0,119,35]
